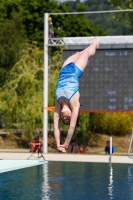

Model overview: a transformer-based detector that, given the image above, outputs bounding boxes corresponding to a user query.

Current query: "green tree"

[0,44,63,138]
[0,0,107,48]
[52,2,107,38]
[0,11,26,86]
[109,0,133,31]
[70,0,132,35]
[0,45,44,138]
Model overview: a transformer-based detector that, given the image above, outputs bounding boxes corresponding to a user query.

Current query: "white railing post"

[43,13,49,153]
[128,128,133,158]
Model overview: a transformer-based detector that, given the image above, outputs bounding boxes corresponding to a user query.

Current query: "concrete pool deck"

[0,151,133,163]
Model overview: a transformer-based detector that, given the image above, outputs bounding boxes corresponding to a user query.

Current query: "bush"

[94,113,133,136]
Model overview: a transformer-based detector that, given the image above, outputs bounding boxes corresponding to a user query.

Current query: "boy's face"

[107,142,110,147]
[60,108,72,125]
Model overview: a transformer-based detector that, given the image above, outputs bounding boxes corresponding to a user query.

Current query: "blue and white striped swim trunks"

[55,62,83,103]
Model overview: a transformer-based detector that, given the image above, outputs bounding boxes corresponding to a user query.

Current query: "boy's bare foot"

[57,146,66,153]
[91,38,100,49]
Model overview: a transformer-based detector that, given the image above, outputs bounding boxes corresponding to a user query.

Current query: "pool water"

[0,162,133,200]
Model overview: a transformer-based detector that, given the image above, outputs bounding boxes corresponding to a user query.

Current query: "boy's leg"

[62,52,80,67]
[74,38,100,72]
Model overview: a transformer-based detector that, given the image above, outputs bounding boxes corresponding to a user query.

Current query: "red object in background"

[29,141,42,152]
[33,141,42,152]
[79,147,85,154]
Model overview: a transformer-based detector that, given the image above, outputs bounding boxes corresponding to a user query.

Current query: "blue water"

[0,162,133,200]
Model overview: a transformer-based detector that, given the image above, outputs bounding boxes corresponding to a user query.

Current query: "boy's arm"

[65,102,80,147]
[112,146,115,155]
[54,101,61,147]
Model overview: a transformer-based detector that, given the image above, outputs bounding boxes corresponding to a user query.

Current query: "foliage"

[0,0,107,48]
[69,0,132,35]
[93,113,133,136]
[52,2,107,38]
[0,11,26,86]
[109,0,133,32]
[0,12,26,68]
[0,44,44,138]
[74,112,91,146]
[48,47,64,106]
[0,44,64,138]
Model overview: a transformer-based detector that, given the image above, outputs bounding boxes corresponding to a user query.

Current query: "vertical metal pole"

[128,131,133,158]
[43,13,49,153]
